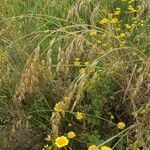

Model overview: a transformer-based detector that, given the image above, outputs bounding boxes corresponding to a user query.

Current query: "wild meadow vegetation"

[0,0,150,149]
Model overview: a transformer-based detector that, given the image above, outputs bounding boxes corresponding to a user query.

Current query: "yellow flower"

[116,8,121,11]
[137,5,142,11]
[128,5,137,13]
[100,145,112,150]
[88,145,98,150]
[119,41,126,47]
[79,68,86,74]
[90,29,97,36]
[67,131,76,139]
[111,18,118,24]
[117,122,126,129]
[55,136,69,148]
[131,23,136,28]
[128,0,134,4]
[44,144,51,150]
[45,134,51,141]
[119,33,126,38]
[99,18,109,24]
[74,61,80,66]
[114,11,121,16]
[125,24,131,29]
[75,112,83,120]
[54,102,63,112]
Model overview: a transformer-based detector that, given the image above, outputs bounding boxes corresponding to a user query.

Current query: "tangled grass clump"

[0,0,150,149]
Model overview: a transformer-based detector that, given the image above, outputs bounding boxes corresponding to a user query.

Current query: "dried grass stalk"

[13,46,40,103]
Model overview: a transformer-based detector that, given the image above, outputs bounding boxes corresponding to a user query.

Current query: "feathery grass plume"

[67,3,77,20]
[75,38,84,57]
[71,78,87,112]
[9,47,41,142]
[51,112,61,138]
[13,46,40,103]
[88,44,98,62]
[64,41,74,74]
[45,39,55,77]
[50,82,78,138]
[131,61,150,103]
[142,0,150,11]
[126,60,150,148]
[0,17,15,37]
[56,47,66,74]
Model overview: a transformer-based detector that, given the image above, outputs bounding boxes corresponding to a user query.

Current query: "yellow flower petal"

[54,102,63,112]
[55,136,69,148]
[88,145,98,150]
[75,112,84,120]
[90,29,97,36]
[111,18,118,24]
[100,145,112,150]
[79,68,86,74]
[74,61,80,66]
[67,131,76,139]
[45,134,51,141]
[117,122,126,129]
[99,18,109,24]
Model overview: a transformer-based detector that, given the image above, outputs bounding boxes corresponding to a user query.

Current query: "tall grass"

[0,0,150,149]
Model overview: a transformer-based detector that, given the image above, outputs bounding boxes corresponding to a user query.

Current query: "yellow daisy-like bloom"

[99,18,109,24]
[90,29,97,36]
[119,33,126,38]
[125,24,131,29]
[67,131,76,139]
[55,136,69,148]
[75,58,80,61]
[119,41,126,47]
[88,145,99,150]
[44,144,51,150]
[128,0,134,4]
[131,23,136,28]
[79,68,86,74]
[137,5,142,11]
[45,134,51,141]
[74,61,80,66]
[114,11,121,16]
[128,5,137,13]
[75,112,84,120]
[117,122,126,129]
[100,145,112,150]
[116,8,121,11]
[54,102,63,112]
[111,18,118,24]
